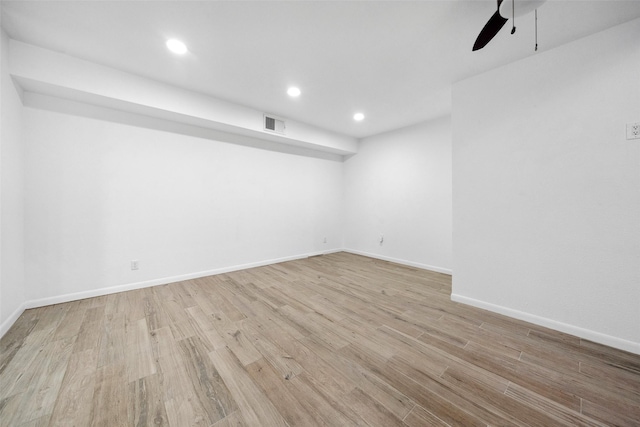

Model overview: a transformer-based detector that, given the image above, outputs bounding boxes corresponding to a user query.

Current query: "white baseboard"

[343,248,452,275]
[24,251,344,310]
[1,250,341,339]
[0,302,28,338]
[10,250,637,356]
[451,293,640,355]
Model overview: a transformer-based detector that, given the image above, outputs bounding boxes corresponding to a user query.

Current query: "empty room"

[1,1,639,426]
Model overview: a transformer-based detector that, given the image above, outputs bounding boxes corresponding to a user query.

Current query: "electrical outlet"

[627,122,640,140]
[379,234,384,245]
[323,237,327,244]
[131,260,139,270]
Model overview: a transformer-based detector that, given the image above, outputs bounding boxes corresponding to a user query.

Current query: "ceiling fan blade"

[472,11,508,51]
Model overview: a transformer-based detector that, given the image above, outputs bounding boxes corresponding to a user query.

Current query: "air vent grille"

[264,114,286,134]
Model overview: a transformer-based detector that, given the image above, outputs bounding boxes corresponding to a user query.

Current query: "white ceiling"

[2,1,640,139]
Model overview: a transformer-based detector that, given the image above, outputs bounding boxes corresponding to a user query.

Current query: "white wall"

[344,117,452,273]
[0,27,26,334]
[452,19,640,353]
[23,102,344,305]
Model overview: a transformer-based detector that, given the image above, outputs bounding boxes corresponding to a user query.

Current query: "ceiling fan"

[473,0,547,51]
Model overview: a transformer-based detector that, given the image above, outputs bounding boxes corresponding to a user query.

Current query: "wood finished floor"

[1,253,639,427]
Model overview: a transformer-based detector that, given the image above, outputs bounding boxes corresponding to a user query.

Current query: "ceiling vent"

[264,114,286,135]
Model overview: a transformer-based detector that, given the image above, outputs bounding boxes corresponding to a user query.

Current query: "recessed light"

[287,87,301,97]
[166,39,188,55]
[353,112,365,121]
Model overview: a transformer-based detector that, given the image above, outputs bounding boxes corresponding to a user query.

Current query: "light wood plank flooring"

[1,252,639,426]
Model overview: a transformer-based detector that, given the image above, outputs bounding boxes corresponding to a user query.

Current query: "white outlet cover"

[627,122,640,140]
